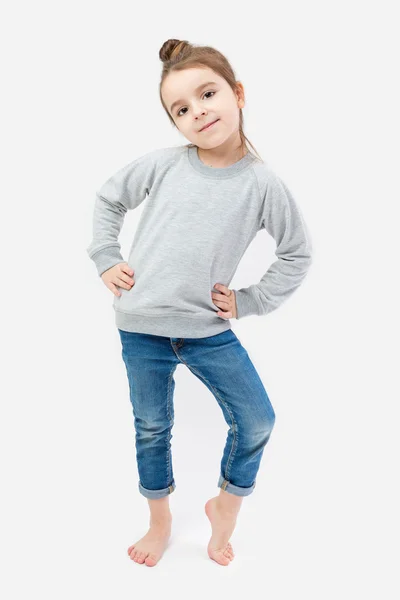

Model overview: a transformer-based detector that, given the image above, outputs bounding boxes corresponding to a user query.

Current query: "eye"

[176,91,216,117]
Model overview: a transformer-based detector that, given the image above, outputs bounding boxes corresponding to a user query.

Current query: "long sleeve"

[233,172,313,319]
[86,150,157,277]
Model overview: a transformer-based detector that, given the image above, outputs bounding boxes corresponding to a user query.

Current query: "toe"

[127,545,135,555]
[137,552,145,564]
[145,553,158,567]
[209,549,230,566]
[224,547,234,560]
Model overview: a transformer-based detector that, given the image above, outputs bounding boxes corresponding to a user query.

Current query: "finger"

[116,274,135,288]
[110,283,122,297]
[217,310,232,319]
[113,278,133,290]
[212,292,230,302]
[117,266,134,283]
[121,265,134,277]
[213,299,231,309]
[214,284,230,295]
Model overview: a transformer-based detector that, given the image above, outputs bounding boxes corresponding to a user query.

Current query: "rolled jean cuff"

[218,474,256,497]
[138,480,176,499]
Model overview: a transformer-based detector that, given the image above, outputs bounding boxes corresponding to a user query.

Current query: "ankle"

[216,508,238,522]
[150,513,172,528]
[215,496,241,519]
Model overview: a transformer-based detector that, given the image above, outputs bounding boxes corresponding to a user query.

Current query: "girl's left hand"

[212,283,238,319]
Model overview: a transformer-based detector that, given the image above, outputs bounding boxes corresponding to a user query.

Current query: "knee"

[264,408,276,434]
[254,406,276,437]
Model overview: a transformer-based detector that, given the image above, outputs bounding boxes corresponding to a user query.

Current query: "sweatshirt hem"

[114,308,232,338]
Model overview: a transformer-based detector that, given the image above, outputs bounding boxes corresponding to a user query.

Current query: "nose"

[193,106,207,120]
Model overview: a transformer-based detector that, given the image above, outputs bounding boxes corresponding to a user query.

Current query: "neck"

[197,135,246,168]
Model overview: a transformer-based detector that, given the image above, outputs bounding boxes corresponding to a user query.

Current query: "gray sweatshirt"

[86,144,313,338]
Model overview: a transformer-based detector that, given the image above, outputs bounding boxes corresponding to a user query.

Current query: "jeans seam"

[166,365,175,485]
[173,348,237,482]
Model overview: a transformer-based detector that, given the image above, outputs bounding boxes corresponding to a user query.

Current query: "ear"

[235,81,245,108]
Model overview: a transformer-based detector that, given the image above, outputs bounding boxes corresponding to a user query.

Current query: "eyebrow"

[169,81,218,114]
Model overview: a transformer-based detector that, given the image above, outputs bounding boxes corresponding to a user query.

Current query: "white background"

[2,0,399,597]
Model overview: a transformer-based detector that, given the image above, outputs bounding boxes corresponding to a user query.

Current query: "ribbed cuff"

[88,246,125,277]
[233,287,262,319]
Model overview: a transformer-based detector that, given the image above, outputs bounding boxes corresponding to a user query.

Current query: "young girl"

[87,39,313,568]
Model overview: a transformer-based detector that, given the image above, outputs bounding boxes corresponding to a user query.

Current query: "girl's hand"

[212,283,238,319]
[101,262,135,297]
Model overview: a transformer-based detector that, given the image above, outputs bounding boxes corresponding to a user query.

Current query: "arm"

[233,173,313,319]
[86,150,157,277]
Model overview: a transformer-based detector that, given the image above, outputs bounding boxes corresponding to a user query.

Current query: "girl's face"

[162,67,245,149]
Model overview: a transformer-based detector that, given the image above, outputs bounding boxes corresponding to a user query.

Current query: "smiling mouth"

[200,119,220,132]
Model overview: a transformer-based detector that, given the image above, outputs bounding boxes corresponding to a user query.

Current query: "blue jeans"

[117,328,276,499]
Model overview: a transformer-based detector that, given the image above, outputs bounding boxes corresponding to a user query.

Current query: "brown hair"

[158,39,263,162]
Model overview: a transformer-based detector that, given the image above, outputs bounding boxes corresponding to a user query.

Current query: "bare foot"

[127,519,172,567]
[205,497,236,566]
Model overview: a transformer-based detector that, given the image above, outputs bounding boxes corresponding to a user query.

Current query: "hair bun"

[159,39,190,63]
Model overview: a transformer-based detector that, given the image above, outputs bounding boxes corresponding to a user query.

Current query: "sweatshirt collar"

[187,144,256,178]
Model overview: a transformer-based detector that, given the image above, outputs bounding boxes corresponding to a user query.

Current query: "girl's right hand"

[101,262,135,297]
